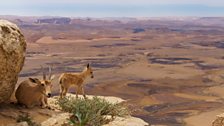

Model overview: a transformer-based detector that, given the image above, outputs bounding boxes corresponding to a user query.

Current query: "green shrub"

[56,96,129,126]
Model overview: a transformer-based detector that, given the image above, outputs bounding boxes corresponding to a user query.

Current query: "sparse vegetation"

[16,113,40,126]
[57,96,129,126]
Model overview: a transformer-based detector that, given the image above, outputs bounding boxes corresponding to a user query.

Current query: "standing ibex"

[15,66,55,108]
[59,63,94,98]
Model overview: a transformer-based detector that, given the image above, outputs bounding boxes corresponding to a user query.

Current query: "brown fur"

[59,64,94,98]
[15,66,55,108]
[16,79,47,108]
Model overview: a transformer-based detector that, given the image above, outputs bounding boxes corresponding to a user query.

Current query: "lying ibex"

[59,63,94,98]
[15,66,55,108]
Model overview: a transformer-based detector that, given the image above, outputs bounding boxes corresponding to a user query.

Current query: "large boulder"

[0,20,26,103]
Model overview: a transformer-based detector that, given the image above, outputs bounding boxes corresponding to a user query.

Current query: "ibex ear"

[87,63,90,69]
[29,78,40,84]
[50,75,55,81]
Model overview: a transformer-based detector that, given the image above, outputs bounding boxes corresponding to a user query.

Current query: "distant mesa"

[214,41,224,48]
[35,17,71,25]
[133,28,145,33]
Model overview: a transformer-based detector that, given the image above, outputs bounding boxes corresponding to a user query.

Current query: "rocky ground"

[1,94,148,126]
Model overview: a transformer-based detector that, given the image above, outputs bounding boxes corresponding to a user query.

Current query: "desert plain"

[1,16,224,126]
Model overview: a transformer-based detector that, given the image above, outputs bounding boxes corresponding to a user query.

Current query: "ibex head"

[29,66,55,97]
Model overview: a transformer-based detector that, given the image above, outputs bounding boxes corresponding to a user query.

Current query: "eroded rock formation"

[0,20,26,103]
[213,113,224,126]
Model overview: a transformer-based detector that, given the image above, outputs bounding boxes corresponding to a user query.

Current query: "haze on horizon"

[0,0,224,17]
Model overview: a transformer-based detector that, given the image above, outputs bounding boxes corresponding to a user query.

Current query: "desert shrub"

[16,113,40,126]
[56,96,129,126]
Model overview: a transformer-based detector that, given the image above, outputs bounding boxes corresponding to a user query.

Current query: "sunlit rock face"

[213,113,224,126]
[0,20,26,103]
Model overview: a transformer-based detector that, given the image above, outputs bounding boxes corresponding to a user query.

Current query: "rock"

[16,122,29,126]
[0,20,26,103]
[212,113,224,126]
[41,113,71,126]
[7,122,29,126]
[47,94,125,110]
[43,93,149,126]
[103,116,148,126]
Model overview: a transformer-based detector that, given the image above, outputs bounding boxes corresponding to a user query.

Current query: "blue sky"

[0,0,224,17]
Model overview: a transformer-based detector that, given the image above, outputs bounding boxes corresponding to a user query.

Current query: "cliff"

[42,94,149,126]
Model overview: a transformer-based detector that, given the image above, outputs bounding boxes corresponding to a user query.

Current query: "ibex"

[59,63,94,98]
[15,66,55,108]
